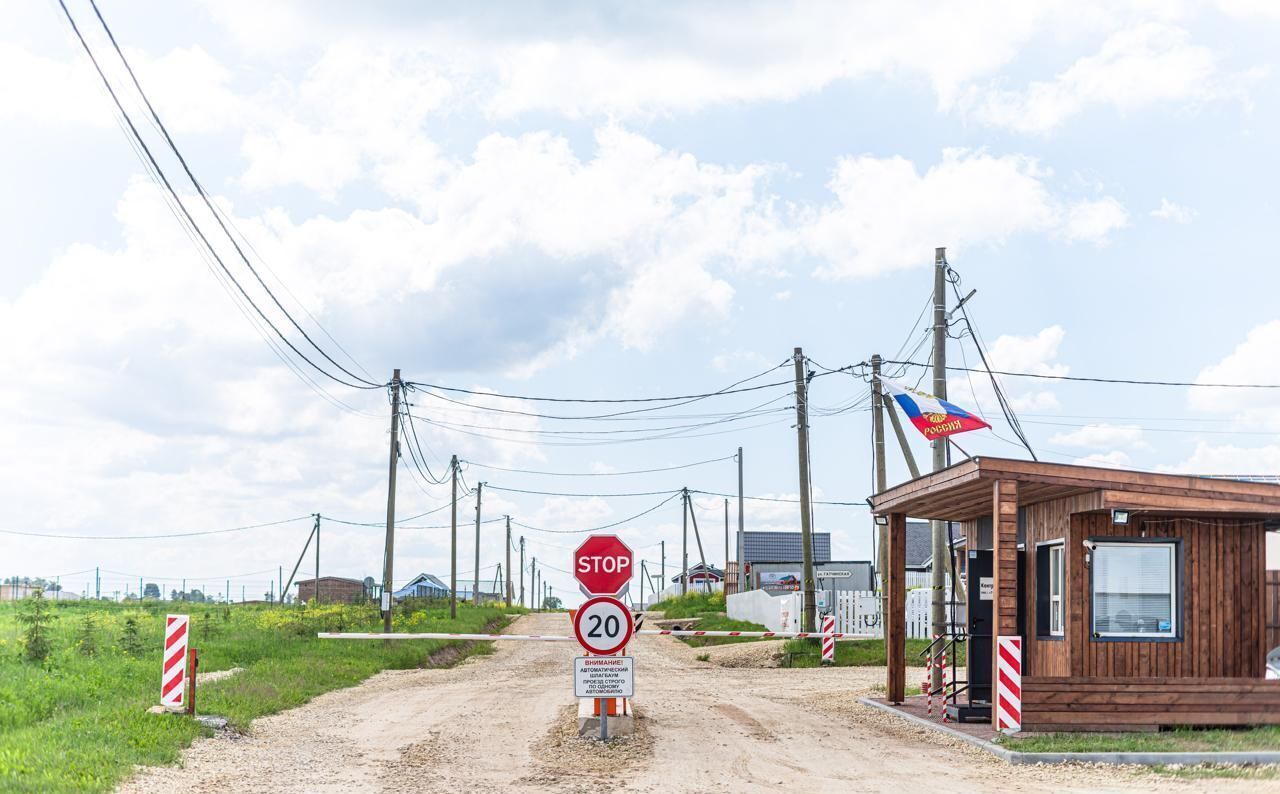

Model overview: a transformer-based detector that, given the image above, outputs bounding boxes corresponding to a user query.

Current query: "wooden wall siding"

[1267,570,1280,654]
[1021,499,1074,677]
[885,512,907,703]
[1072,514,1267,679]
[1021,677,1280,731]
[992,480,1019,639]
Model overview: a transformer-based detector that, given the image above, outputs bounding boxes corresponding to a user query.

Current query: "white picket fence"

[832,589,966,639]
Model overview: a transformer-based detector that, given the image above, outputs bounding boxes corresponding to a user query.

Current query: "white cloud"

[1189,320,1280,428]
[1057,197,1130,243]
[1049,423,1146,448]
[806,150,1126,280]
[1162,441,1280,475]
[966,24,1252,133]
[949,326,1069,415]
[1151,197,1194,223]
[1074,450,1135,469]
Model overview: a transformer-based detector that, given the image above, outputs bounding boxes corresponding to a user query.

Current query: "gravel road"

[118,613,1275,793]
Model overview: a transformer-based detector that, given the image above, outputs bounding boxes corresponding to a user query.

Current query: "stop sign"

[573,534,633,596]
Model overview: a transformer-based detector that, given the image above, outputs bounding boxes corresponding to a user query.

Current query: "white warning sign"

[574,656,634,698]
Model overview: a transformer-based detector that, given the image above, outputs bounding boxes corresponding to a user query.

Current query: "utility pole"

[872,354,889,604]
[793,346,817,633]
[96,567,101,600]
[519,536,526,609]
[450,454,458,619]
[737,446,745,593]
[681,488,689,595]
[723,498,729,593]
[530,557,537,612]
[930,247,949,693]
[661,540,665,596]
[278,566,282,605]
[382,369,402,636]
[505,516,513,608]
[473,483,484,602]
[313,513,321,604]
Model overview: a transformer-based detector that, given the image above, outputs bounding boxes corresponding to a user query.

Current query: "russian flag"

[880,376,990,440]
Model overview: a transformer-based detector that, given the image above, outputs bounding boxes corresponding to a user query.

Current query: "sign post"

[573,536,635,742]
[161,614,190,712]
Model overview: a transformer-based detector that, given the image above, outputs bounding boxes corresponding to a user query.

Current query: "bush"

[119,616,145,657]
[75,614,98,657]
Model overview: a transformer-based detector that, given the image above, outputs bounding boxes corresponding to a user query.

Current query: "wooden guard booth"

[871,457,1280,731]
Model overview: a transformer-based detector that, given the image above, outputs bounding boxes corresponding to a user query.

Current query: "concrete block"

[576,698,634,738]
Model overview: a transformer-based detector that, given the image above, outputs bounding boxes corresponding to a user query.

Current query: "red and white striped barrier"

[319,629,878,642]
[995,635,1022,733]
[940,643,949,723]
[161,614,189,711]
[925,634,936,717]
[821,614,835,663]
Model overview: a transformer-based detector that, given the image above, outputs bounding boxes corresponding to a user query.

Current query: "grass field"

[0,595,515,793]
[1001,726,1280,753]
[647,590,725,619]
[782,637,968,667]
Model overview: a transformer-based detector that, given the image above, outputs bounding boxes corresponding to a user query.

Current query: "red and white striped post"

[820,614,835,664]
[161,614,190,712]
[940,643,949,723]
[995,635,1022,733]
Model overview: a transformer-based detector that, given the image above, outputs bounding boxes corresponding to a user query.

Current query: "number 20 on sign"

[573,595,634,656]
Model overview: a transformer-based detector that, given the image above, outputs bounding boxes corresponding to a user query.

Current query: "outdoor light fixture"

[1111,509,1130,525]
[874,515,889,526]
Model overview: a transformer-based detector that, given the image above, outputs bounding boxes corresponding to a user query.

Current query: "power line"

[879,359,1280,389]
[486,485,679,499]
[84,0,381,390]
[0,515,312,540]
[512,492,683,535]
[461,454,736,478]
[689,489,866,507]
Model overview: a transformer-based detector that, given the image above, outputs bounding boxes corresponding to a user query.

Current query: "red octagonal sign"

[573,534,633,597]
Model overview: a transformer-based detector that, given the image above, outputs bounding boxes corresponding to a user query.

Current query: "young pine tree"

[17,590,55,663]
[75,613,98,657]
[119,616,145,657]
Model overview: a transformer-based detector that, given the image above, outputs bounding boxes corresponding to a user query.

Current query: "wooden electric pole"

[313,513,321,604]
[505,516,513,608]
[450,454,458,619]
[793,347,817,633]
[473,482,484,602]
[723,498,729,593]
[872,355,888,606]
[530,557,537,612]
[737,446,745,592]
[382,370,401,635]
[681,488,689,595]
[519,535,526,608]
[931,247,949,692]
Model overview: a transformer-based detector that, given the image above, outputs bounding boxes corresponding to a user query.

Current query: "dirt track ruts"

[118,613,1276,793]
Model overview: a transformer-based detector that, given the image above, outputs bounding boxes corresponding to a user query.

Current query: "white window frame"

[1047,543,1065,637]
[1091,541,1178,639]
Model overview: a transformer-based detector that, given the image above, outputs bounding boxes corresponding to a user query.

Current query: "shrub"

[75,614,98,657]
[119,616,145,657]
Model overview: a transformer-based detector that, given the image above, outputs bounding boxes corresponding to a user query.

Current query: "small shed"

[871,457,1280,731]
[295,576,366,604]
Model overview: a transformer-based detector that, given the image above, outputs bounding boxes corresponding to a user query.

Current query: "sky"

[4,0,1280,604]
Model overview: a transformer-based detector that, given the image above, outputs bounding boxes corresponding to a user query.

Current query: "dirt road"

[120,613,1272,793]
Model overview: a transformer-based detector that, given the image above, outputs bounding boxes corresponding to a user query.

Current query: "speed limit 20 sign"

[573,595,634,656]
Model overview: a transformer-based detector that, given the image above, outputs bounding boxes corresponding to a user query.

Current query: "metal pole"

[600,698,608,741]
[531,558,537,612]
[793,347,816,633]
[383,369,401,634]
[931,248,948,692]
[450,455,458,619]
[473,482,484,602]
[505,516,513,608]
[661,541,665,597]
[724,498,729,594]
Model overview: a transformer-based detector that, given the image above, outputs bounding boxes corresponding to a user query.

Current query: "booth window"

[1035,542,1065,638]
[1091,541,1178,639]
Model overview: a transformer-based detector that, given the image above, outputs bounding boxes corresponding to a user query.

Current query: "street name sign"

[574,655,635,698]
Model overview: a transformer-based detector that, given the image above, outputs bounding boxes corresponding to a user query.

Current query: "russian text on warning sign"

[573,656,635,698]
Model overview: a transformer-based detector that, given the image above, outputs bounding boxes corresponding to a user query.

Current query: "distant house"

[738,530,831,565]
[294,576,367,604]
[394,573,451,600]
[0,584,80,601]
[670,562,725,584]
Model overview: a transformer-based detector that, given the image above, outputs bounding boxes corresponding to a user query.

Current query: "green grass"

[782,637,968,667]
[646,591,725,618]
[1001,726,1280,754]
[675,615,772,647]
[0,597,516,793]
